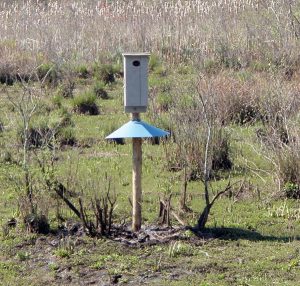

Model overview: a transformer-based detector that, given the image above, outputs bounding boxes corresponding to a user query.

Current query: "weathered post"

[131,113,142,231]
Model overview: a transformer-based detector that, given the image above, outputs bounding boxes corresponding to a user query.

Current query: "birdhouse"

[123,53,150,113]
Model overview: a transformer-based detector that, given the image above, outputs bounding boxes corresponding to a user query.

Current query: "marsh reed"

[0,0,299,67]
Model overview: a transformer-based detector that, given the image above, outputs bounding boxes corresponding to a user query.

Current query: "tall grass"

[0,0,300,69]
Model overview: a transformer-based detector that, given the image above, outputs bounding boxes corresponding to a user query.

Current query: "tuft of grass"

[72,92,99,115]
[76,64,89,79]
[37,63,59,87]
[93,63,115,85]
[149,54,161,72]
[51,94,63,109]
[48,262,59,271]
[16,251,30,262]
[93,81,109,99]
[57,80,75,98]
[53,248,72,259]
[57,126,77,146]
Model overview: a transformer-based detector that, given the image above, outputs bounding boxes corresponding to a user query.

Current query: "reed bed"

[0,0,299,67]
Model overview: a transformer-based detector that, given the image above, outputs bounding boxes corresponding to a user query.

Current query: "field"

[0,1,300,285]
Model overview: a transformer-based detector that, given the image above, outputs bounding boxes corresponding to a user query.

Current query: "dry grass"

[0,0,300,69]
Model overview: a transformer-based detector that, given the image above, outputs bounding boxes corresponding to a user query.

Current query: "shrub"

[149,54,161,72]
[17,119,51,148]
[165,127,232,180]
[49,107,73,128]
[24,213,50,234]
[17,109,73,148]
[202,59,221,74]
[54,248,72,259]
[93,63,115,84]
[278,148,300,198]
[52,94,63,109]
[93,81,109,99]
[168,80,233,180]
[103,122,124,145]
[37,63,59,87]
[72,92,99,115]
[0,72,14,85]
[57,127,77,146]
[0,150,13,164]
[189,129,232,180]
[76,64,89,79]
[211,129,232,171]
[112,63,123,78]
[57,80,75,98]
[200,74,260,125]
[231,104,260,125]
[156,92,172,112]
[16,251,30,261]
[284,183,300,199]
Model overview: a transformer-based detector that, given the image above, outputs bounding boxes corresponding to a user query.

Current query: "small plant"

[93,81,108,99]
[54,248,72,259]
[168,242,194,258]
[16,251,30,262]
[267,200,300,220]
[91,261,105,270]
[48,262,59,271]
[78,177,117,237]
[17,109,72,149]
[72,92,99,115]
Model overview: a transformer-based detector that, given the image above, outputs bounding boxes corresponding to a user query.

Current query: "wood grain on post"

[132,113,142,232]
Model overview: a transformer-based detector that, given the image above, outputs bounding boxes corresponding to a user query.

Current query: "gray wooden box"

[123,53,150,113]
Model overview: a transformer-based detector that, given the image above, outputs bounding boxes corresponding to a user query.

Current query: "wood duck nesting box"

[123,53,150,113]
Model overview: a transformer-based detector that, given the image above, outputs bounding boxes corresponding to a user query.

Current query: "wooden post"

[132,113,142,231]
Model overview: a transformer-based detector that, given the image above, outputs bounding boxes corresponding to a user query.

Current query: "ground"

[0,63,299,286]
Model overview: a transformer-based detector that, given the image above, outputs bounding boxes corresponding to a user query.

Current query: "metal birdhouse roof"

[106,120,170,139]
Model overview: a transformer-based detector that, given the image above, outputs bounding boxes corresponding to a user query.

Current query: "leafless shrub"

[36,149,118,236]
[79,190,117,237]
[258,81,300,144]
[23,213,50,234]
[271,126,300,199]
[167,77,233,180]
[256,85,300,199]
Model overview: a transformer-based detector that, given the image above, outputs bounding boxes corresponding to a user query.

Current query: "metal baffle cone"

[106,120,169,139]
